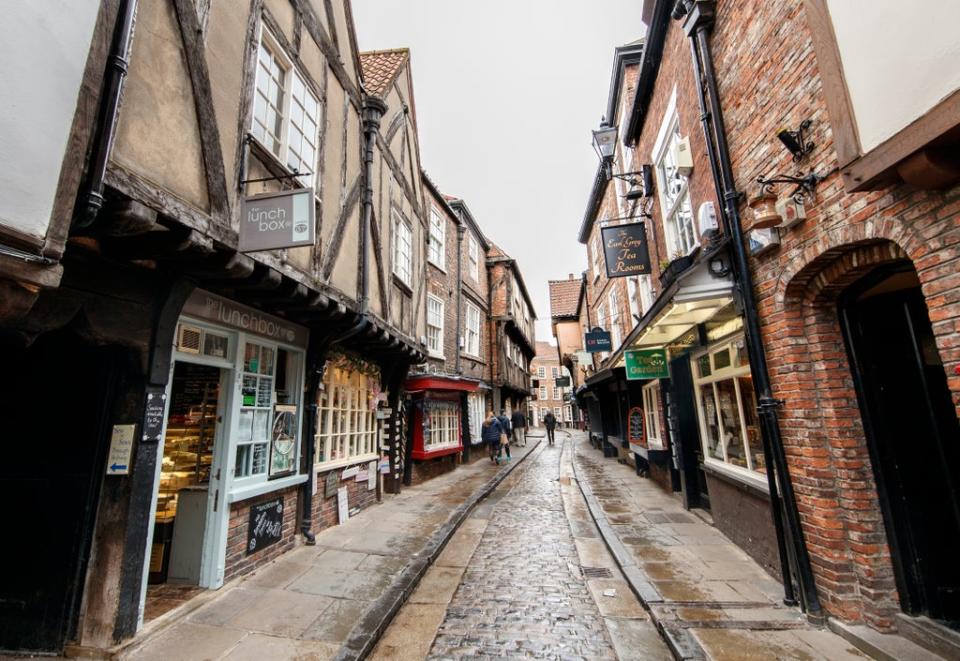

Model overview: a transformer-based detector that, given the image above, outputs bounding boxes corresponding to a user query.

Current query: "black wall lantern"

[777,119,814,162]
[592,121,654,199]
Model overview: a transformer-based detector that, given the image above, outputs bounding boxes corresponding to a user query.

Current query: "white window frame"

[315,364,379,471]
[464,301,481,357]
[423,399,460,451]
[652,90,698,258]
[608,289,621,349]
[428,206,446,269]
[554,406,563,420]
[539,386,548,400]
[468,235,480,282]
[537,366,545,378]
[551,367,559,379]
[252,29,320,188]
[563,405,572,422]
[552,386,561,400]
[592,232,604,280]
[642,381,663,450]
[691,336,766,488]
[392,210,412,285]
[426,294,444,358]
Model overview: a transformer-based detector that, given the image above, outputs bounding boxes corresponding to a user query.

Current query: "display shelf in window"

[411,393,462,460]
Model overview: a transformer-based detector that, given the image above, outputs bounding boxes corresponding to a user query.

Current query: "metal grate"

[581,566,614,578]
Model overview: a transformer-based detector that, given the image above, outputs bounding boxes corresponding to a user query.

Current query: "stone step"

[895,614,960,660]
[828,619,947,661]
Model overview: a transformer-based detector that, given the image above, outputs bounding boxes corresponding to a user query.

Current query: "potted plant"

[659,252,694,287]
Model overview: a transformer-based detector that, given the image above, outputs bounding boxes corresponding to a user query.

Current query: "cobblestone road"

[427,441,619,659]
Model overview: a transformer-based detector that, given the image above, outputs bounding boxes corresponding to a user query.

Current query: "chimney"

[568,273,574,279]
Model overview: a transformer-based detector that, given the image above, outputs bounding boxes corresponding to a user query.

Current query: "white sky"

[351,0,646,343]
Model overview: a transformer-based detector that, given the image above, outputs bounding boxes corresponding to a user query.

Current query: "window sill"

[412,443,462,460]
[248,134,312,190]
[428,351,446,360]
[228,473,309,504]
[315,453,379,475]
[392,273,413,295]
[701,460,770,496]
[427,259,447,273]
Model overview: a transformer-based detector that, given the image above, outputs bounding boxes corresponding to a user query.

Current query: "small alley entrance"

[840,263,960,624]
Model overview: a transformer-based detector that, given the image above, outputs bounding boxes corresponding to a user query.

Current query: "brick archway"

[771,238,919,630]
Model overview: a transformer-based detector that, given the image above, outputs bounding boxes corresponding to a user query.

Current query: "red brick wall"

[410,453,458,485]
[707,0,960,630]
[224,486,300,582]
[311,464,379,532]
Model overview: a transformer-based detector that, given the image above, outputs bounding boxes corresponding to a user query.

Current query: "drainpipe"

[330,95,387,346]
[686,28,794,608]
[674,0,822,616]
[455,223,465,374]
[75,0,139,228]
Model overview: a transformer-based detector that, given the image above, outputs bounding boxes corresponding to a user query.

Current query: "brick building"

[486,244,537,416]
[530,341,575,427]
[575,0,960,650]
[403,175,493,483]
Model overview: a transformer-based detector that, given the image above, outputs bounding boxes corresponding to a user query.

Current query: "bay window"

[316,360,379,468]
[423,400,460,451]
[692,337,765,479]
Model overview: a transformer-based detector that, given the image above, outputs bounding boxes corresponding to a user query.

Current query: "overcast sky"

[352,0,646,343]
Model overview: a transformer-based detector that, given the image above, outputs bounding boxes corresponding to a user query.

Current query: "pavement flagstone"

[119,441,538,661]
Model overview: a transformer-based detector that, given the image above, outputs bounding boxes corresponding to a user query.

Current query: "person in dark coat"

[481,410,505,464]
[511,408,527,447]
[544,410,557,446]
[497,409,512,461]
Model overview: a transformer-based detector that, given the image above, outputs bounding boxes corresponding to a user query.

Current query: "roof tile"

[548,278,582,319]
[359,49,409,96]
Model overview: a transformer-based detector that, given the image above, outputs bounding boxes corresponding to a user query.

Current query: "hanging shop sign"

[181,289,309,348]
[555,376,571,387]
[628,406,645,446]
[585,327,612,353]
[601,222,651,278]
[239,187,315,252]
[247,496,284,555]
[625,348,669,380]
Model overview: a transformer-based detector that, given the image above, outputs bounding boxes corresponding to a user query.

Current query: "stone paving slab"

[120,441,539,661]
[569,431,873,661]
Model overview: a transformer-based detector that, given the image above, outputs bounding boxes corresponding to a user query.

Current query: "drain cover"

[581,566,614,578]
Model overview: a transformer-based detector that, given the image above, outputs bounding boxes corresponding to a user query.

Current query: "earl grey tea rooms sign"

[239,188,315,252]
[601,222,651,278]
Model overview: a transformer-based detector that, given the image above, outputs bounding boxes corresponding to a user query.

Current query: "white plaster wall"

[827,0,960,152]
[0,1,100,240]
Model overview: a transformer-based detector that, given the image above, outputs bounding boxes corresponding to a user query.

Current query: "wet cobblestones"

[427,444,617,660]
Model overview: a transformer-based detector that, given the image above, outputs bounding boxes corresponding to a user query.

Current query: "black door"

[841,266,960,622]
[0,329,117,652]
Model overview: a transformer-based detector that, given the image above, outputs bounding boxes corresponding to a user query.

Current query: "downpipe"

[75,0,139,228]
[675,0,822,616]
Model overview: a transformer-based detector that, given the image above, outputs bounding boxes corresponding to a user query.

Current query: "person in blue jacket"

[482,409,506,464]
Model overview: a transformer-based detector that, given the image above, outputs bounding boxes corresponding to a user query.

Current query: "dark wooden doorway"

[841,264,960,624]
[0,327,119,652]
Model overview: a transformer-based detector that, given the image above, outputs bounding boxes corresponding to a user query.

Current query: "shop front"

[404,375,481,483]
[142,289,309,622]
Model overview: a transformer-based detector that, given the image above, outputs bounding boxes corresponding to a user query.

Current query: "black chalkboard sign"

[247,496,284,555]
[628,406,645,445]
[142,390,167,443]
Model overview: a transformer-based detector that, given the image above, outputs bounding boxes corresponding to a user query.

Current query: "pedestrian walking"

[482,410,505,464]
[511,408,527,447]
[544,410,557,446]
[497,409,512,462]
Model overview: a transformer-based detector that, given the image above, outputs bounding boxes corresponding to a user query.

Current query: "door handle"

[213,489,219,512]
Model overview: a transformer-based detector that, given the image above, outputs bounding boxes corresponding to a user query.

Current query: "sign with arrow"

[107,424,135,476]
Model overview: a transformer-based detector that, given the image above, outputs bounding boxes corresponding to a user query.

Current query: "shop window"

[423,399,460,451]
[427,295,444,357]
[692,337,765,479]
[464,302,481,356]
[252,30,320,187]
[642,381,663,450]
[553,406,562,420]
[428,206,445,268]
[467,392,485,443]
[316,361,379,468]
[563,405,572,422]
[237,342,301,479]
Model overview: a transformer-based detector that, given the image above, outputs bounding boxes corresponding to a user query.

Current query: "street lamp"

[592,123,618,161]
[592,121,653,200]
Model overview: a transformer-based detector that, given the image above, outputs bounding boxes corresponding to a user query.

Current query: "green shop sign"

[625,349,669,380]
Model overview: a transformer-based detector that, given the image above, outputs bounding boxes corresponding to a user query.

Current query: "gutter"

[625,0,671,144]
[75,0,139,228]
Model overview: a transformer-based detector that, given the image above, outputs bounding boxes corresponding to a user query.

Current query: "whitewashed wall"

[827,0,960,153]
[0,1,100,241]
